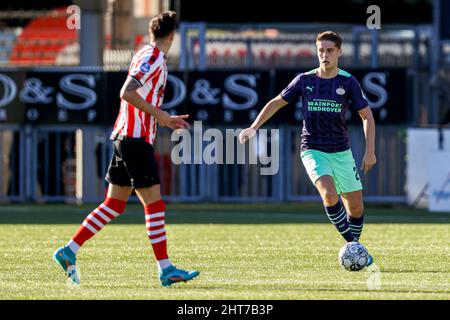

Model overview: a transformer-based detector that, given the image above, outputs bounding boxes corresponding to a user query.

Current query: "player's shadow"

[282,287,450,295]
[380,268,446,274]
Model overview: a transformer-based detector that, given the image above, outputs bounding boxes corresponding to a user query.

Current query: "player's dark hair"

[149,11,177,39]
[316,31,342,49]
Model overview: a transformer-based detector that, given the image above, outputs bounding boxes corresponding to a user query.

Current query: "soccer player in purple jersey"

[240,31,376,267]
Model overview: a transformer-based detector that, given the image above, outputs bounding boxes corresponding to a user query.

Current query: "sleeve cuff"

[129,75,143,87]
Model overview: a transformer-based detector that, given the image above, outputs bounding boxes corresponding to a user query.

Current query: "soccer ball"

[338,242,369,271]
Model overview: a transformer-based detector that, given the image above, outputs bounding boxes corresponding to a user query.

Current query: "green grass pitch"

[0,203,448,299]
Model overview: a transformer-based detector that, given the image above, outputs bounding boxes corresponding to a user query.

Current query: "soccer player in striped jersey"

[54,11,199,286]
[239,31,376,268]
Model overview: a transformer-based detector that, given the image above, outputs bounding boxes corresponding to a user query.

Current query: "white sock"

[67,240,80,254]
[157,259,172,271]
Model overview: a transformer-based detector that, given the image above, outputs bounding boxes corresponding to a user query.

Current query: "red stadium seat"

[224,48,232,57]
[9,7,77,66]
[237,48,247,57]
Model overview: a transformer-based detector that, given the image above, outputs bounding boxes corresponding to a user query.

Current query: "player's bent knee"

[322,191,339,206]
[107,184,133,201]
[348,203,364,217]
[135,184,162,205]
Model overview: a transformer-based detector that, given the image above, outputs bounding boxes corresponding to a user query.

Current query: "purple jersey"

[281,68,369,153]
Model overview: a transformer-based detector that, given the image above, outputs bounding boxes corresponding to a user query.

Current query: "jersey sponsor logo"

[306,85,314,93]
[307,99,342,112]
[336,86,346,95]
[140,62,151,73]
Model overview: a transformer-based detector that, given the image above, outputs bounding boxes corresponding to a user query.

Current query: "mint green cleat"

[159,265,199,287]
[53,246,80,285]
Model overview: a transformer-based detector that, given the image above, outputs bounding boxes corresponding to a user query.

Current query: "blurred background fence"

[0,0,449,205]
[0,124,407,203]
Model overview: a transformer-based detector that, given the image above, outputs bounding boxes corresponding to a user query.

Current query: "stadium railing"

[0,124,407,204]
[178,23,433,70]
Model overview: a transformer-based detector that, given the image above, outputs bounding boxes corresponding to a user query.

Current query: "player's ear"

[338,48,342,57]
[168,31,175,42]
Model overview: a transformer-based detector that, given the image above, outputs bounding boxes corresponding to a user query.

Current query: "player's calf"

[348,214,364,241]
[324,200,357,242]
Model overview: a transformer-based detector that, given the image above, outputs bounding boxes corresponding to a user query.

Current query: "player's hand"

[361,151,376,174]
[239,127,257,144]
[160,113,190,130]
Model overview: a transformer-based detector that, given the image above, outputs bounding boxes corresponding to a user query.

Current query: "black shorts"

[105,137,160,189]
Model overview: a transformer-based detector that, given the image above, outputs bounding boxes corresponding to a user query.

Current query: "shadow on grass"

[0,203,448,225]
[158,286,450,295]
[379,269,447,274]
[278,287,450,295]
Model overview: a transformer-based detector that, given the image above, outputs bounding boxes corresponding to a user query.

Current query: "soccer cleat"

[366,254,374,267]
[53,246,80,285]
[159,265,199,287]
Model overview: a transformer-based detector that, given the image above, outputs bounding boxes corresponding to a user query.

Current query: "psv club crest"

[336,86,346,95]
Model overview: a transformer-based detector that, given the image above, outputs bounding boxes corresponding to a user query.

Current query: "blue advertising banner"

[0,68,409,125]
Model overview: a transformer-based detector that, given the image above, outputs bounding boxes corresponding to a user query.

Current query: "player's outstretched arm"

[120,76,189,130]
[239,95,288,143]
[358,106,376,174]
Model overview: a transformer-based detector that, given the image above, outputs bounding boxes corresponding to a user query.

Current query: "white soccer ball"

[338,242,369,271]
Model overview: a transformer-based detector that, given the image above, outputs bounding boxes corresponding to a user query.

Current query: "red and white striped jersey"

[111,44,168,145]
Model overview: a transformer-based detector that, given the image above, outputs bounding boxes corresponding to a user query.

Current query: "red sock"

[145,200,168,260]
[70,197,126,248]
